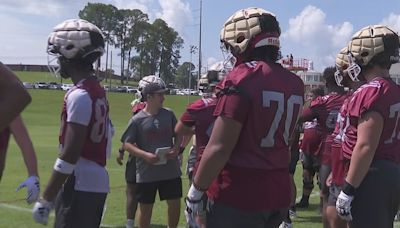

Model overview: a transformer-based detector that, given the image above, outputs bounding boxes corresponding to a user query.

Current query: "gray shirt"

[121,108,181,183]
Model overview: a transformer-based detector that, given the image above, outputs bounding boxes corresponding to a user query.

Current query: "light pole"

[188,45,197,103]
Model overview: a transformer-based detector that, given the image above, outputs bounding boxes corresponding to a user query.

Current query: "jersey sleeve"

[348,83,382,118]
[180,110,196,127]
[66,89,92,126]
[121,118,138,144]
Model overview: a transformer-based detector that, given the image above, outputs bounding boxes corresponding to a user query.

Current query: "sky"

[0,0,400,73]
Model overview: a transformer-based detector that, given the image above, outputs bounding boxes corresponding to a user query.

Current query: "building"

[281,57,324,92]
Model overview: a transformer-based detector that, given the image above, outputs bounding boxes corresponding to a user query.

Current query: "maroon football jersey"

[330,94,352,185]
[0,127,11,154]
[208,61,304,210]
[342,77,400,163]
[180,97,217,172]
[59,78,109,167]
[132,102,146,115]
[302,92,348,164]
[300,121,322,156]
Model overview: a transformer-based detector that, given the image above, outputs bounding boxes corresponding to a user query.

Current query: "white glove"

[185,184,207,228]
[336,190,354,221]
[32,199,53,225]
[16,175,40,204]
[184,209,199,228]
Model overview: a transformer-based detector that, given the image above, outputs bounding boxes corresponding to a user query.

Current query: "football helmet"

[220,7,280,56]
[137,75,167,101]
[47,19,105,76]
[334,47,350,86]
[347,25,400,80]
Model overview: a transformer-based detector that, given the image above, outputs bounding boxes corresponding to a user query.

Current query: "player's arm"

[297,106,317,123]
[42,122,87,202]
[345,111,383,188]
[123,142,159,164]
[10,115,38,177]
[0,63,31,131]
[193,116,242,189]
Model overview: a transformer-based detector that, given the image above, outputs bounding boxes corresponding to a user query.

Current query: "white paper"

[154,147,171,165]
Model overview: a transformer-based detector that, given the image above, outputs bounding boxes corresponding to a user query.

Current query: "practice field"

[1,77,396,227]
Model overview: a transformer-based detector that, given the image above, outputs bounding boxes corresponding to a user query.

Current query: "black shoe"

[295,200,309,208]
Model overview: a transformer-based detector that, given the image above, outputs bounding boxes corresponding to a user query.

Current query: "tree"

[175,62,196,88]
[79,3,118,81]
[114,9,148,84]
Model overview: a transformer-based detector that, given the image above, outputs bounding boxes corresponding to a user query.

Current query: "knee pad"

[303,179,314,190]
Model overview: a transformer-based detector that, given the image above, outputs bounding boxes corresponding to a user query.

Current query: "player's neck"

[144,104,161,115]
[364,66,389,82]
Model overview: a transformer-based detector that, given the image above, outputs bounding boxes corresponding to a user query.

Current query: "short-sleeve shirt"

[180,97,217,172]
[342,77,400,163]
[59,77,110,193]
[208,61,304,211]
[121,107,181,183]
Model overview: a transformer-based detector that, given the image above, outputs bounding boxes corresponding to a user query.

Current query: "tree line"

[79,3,195,88]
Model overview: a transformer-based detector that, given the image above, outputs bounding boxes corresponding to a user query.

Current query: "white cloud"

[113,0,152,15]
[381,13,400,33]
[0,0,64,16]
[156,0,192,34]
[206,57,218,69]
[282,5,353,70]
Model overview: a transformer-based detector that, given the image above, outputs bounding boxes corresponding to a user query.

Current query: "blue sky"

[0,0,399,73]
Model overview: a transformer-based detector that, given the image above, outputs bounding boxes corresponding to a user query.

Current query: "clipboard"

[154,147,171,165]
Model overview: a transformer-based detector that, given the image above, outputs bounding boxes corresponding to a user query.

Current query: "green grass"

[1,86,391,227]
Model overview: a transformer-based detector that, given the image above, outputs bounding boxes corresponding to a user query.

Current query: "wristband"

[342,180,356,196]
[193,179,208,192]
[53,158,75,174]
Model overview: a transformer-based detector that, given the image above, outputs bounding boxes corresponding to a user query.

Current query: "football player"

[116,84,148,228]
[298,66,348,227]
[121,75,182,228]
[335,25,400,227]
[176,62,228,228]
[0,63,31,131]
[325,47,365,228]
[296,88,324,210]
[32,19,110,227]
[185,7,304,227]
[0,115,39,204]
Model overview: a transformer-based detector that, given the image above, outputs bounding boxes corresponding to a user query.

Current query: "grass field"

[0,71,391,228]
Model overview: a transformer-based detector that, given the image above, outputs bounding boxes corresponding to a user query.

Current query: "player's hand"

[185,185,207,227]
[145,152,159,164]
[326,172,332,187]
[16,175,40,204]
[116,152,124,166]
[32,199,53,225]
[166,148,179,159]
[336,190,353,221]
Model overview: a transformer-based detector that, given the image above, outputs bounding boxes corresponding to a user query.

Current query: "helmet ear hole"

[361,52,369,57]
[236,34,245,43]
[66,44,74,50]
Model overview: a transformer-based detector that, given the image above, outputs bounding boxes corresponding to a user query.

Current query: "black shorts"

[125,155,136,184]
[302,153,320,173]
[54,175,107,228]
[136,177,182,204]
[350,160,400,228]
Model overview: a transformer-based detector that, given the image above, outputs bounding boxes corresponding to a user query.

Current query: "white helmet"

[220,7,280,55]
[47,19,105,63]
[347,24,400,80]
[138,75,167,101]
[334,47,350,86]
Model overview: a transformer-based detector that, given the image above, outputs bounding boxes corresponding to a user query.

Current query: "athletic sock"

[126,219,134,228]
